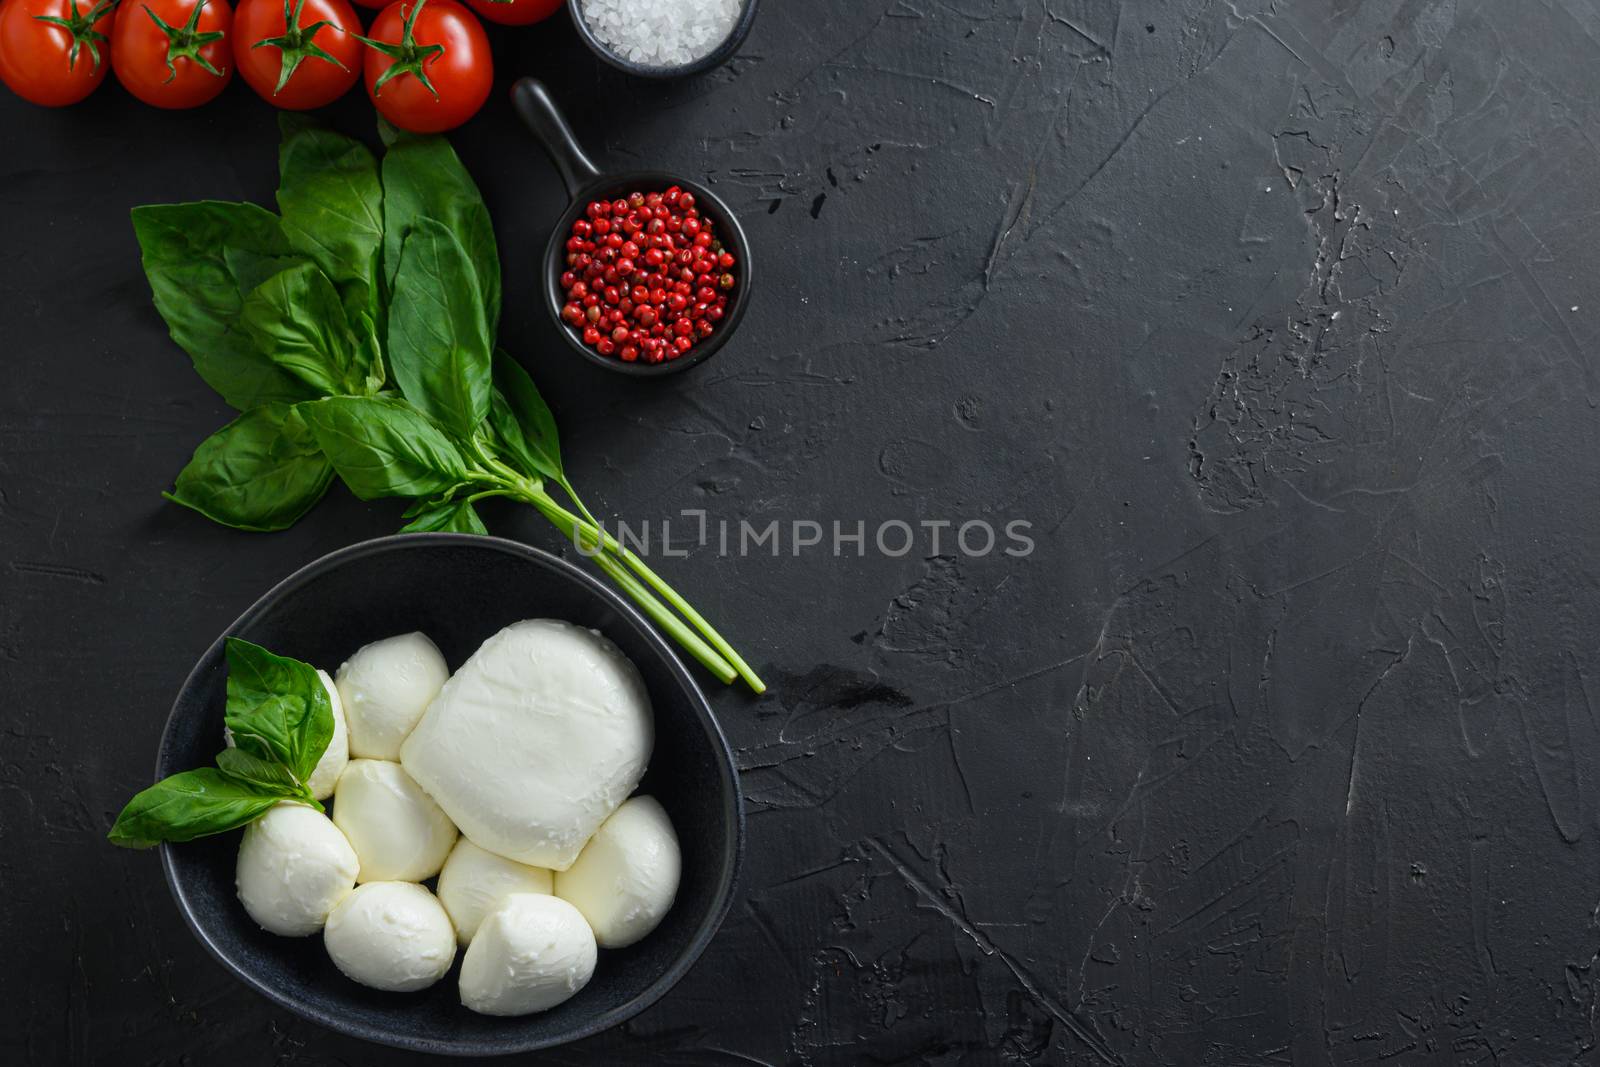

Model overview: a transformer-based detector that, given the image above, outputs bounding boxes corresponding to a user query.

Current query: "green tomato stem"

[143,0,226,82]
[351,0,444,98]
[253,0,346,96]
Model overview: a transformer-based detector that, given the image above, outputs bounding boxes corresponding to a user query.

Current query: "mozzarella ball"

[331,759,458,883]
[222,669,348,802]
[459,894,597,1016]
[437,837,553,945]
[554,795,680,948]
[336,632,450,759]
[402,620,652,870]
[324,882,455,992]
[235,802,358,937]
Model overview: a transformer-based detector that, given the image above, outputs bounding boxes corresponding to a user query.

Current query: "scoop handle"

[511,78,601,199]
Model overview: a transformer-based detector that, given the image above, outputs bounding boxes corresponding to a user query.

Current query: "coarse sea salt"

[582,0,743,69]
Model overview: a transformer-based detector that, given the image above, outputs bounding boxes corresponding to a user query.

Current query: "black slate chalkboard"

[4,1,1598,1063]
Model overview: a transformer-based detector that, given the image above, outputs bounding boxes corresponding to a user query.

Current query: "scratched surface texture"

[4,0,1600,1063]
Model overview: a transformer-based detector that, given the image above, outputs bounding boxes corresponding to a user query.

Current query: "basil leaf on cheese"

[108,770,288,849]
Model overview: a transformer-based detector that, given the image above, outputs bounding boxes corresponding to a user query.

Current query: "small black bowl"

[566,0,761,80]
[511,78,752,377]
[155,534,744,1056]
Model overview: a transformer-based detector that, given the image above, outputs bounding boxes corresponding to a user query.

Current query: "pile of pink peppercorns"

[558,185,737,364]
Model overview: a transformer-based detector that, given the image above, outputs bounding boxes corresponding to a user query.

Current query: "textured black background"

[5,0,1600,1063]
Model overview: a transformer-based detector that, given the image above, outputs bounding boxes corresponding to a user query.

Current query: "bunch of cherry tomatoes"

[0,0,560,131]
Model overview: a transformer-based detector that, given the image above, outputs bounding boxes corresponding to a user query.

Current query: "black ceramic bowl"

[511,78,752,377]
[155,534,744,1056]
[566,0,761,80]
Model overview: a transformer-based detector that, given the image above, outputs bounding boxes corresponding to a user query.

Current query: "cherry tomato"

[361,0,488,133]
[113,0,234,108]
[0,0,118,106]
[463,0,558,27]
[234,0,361,109]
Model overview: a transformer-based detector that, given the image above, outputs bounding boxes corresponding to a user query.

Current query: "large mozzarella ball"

[437,837,553,945]
[553,795,680,948]
[324,881,455,992]
[402,620,652,870]
[331,759,457,883]
[458,894,597,1016]
[336,632,450,759]
[222,669,349,802]
[235,802,358,937]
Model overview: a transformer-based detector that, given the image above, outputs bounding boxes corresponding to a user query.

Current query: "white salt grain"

[582,0,742,69]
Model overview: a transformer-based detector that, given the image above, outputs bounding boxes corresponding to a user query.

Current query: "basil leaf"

[381,134,500,330]
[489,350,564,482]
[132,202,315,411]
[387,218,492,437]
[224,638,333,784]
[376,115,405,148]
[349,308,386,395]
[216,747,302,794]
[164,404,334,532]
[107,770,286,848]
[299,396,470,500]
[275,116,384,295]
[400,498,488,534]
[240,263,373,397]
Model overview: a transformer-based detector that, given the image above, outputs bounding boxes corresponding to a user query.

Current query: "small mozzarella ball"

[331,759,457,883]
[235,802,358,937]
[437,837,553,945]
[324,882,455,992]
[221,669,349,802]
[554,795,680,948]
[459,894,596,1016]
[336,632,450,759]
[304,669,349,800]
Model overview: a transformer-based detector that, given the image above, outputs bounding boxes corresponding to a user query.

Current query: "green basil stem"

[468,448,765,693]
[555,485,766,694]
[594,551,738,686]
[524,491,738,685]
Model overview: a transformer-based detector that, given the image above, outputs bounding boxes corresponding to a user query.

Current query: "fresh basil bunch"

[108,639,334,847]
[133,116,762,692]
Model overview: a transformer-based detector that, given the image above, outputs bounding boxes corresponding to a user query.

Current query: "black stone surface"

[5,1,1600,1063]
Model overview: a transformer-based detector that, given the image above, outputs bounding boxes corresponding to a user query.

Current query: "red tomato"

[234,0,362,109]
[0,0,118,106]
[463,0,558,27]
[113,0,234,108]
[349,0,382,7]
[361,0,488,133]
